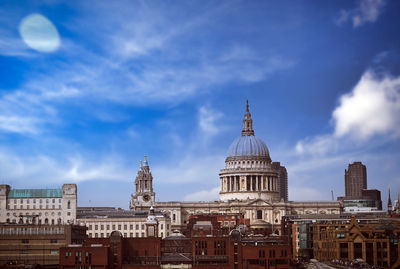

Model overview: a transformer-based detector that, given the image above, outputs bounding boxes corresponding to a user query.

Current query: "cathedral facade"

[130,102,342,232]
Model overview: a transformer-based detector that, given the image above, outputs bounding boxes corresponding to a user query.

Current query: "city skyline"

[0,1,400,208]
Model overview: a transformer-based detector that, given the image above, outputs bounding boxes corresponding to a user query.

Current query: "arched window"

[173,214,176,221]
[51,219,55,225]
[257,210,262,220]
[38,219,42,225]
[58,218,62,224]
[6,218,10,223]
[45,218,49,224]
[67,201,71,209]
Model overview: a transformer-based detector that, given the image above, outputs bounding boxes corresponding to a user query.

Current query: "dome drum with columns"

[219,101,283,202]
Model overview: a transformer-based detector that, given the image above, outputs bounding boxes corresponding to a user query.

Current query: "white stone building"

[130,102,342,233]
[0,184,77,225]
[76,206,171,238]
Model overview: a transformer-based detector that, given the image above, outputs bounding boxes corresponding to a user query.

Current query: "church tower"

[130,156,156,209]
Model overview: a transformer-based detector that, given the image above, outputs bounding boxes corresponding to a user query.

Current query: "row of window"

[6,218,64,225]
[7,211,63,217]
[7,200,71,210]
[21,249,58,254]
[88,231,170,238]
[88,223,169,231]
[8,198,62,204]
[8,204,62,210]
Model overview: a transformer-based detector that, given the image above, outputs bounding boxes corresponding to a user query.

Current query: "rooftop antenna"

[331,190,334,201]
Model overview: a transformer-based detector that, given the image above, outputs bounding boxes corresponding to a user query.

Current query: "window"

[124,224,127,230]
[21,250,29,254]
[141,224,144,230]
[112,224,116,230]
[167,224,169,230]
[130,232,133,237]
[67,201,71,209]
[124,233,127,237]
[161,224,164,229]
[67,212,71,216]
[257,210,263,220]
[22,239,29,244]
[118,224,121,230]
[101,225,104,230]
[89,225,92,230]
[95,225,98,230]
[130,224,133,229]
[50,239,57,243]
[136,232,139,237]
[136,224,139,230]
[52,199,55,203]
[101,233,104,237]
[173,214,176,221]
[107,224,110,230]
[50,250,58,254]
[141,232,144,237]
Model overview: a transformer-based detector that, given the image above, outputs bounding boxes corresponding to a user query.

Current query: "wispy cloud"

[0,148,134,186]
[335,0,385,28]
[183,187,220,201]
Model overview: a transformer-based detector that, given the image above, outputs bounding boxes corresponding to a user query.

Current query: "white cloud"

[153,154,224,184]
[0,115,40,134]
[333,70,400,140]
[295,135,338,156]
[296,70,400,157]
[198,106,223,137]
[335,0,385,28]
[0,148,134,186]
[183,187,220,201]
[289,187,327,201]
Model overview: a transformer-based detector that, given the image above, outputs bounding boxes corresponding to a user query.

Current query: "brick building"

[60,214,292,269]
[0,223,87,267]
[313,216,400,268]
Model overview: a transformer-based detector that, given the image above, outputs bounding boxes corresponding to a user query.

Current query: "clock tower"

[130,155,156,209]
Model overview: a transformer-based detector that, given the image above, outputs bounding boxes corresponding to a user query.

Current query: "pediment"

[246,199,272,207]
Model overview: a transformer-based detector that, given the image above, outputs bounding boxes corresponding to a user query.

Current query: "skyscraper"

[345,162,367,198]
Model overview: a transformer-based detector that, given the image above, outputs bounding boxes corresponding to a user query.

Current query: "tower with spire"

[388,188,392,215]
[130,155,156,209]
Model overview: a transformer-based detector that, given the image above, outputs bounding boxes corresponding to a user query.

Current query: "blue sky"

[0,0,399,208]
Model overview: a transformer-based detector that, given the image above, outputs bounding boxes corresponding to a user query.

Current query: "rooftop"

[8,188,62,198]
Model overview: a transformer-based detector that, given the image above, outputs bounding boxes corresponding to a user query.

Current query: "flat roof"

[8,189,62,198]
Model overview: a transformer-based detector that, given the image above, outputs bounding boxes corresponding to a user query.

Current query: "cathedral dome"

[227,135,270,159]
[225,100,271,161]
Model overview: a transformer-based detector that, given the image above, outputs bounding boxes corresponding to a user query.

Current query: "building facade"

[0,223,86,267]
[130,102,342,232]
[0,184,77,225]
[60,216,292,269]
[313,216,400,268]
[345,162,367,198]
[77,206,171,239]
